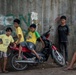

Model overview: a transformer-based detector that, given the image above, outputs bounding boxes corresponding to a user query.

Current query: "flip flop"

[18,56,22,60]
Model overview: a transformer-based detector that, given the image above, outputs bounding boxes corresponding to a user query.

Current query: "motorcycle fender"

[52,45,57,50]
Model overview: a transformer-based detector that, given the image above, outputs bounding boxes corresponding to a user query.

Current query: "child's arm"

[35,31,45,48]
[0,39,3,44]
[39,37,45,48]
[15,34,21,44]
[67,25,69,35]
[0,35,3,44]
[9,36,15,47]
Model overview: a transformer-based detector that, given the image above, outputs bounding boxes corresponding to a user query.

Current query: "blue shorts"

[20,42,27,47]
[26,42,36,50]
[19,42,36,50]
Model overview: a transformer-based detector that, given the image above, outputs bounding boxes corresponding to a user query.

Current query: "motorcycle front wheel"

[52,49,65,66]
[11,54,28,71]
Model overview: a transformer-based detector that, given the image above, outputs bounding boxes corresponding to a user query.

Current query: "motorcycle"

[8,27,65,71]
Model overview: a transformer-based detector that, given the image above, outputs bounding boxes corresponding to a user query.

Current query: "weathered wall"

[0,0,76,59]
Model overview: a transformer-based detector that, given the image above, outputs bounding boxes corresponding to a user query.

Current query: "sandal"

[18,55,22,60]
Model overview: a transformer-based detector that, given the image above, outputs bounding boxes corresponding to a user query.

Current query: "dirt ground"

[1,62,76,75]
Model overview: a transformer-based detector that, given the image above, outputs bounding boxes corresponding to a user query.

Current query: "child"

[58,16,69,64]
[18,24,45,60]
[0,27,14,73]
[66,52,76,70]
[13,19,25,59]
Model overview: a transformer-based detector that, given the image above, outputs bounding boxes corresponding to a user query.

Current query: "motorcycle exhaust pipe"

[15,60,38,64]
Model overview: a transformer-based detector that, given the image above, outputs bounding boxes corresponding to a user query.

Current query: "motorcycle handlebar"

[37,26,52,42]
[43,26,52,36]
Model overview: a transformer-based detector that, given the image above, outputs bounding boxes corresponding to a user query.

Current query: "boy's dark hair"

[30,24,36,28]
[13,19,20,24]
[60,16,66,20]
[6,27,12,32]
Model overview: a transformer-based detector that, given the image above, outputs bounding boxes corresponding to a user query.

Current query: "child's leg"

[31,50,40,59]
[59,42,64,55]
[64,42,68,63]
[3,52,8,72]
[0,58,2,72]
[18,42,26,59]
[3,57,7,71]
[27,42,41,60]
[0,52,2,72]
[66,52,76,70]
[18,45,22,58]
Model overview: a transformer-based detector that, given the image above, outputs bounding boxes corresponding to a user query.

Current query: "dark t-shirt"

[58,25,69,42]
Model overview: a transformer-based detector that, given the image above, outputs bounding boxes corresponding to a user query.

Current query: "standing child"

[0,27,14,73]
[58,16,69,64]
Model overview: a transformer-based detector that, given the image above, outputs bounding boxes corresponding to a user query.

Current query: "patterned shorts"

[0,51,7,58]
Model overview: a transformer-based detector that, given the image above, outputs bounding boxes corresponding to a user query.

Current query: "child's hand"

[39,37,45,48]
[0,39,3,44]
[0,42,3,44]
[13,43,17,48]
[42,44,45,48]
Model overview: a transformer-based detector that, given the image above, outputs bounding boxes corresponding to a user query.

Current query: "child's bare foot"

[3,70,9,73]
[66,61,69,65]
[38,56,43,62]
[0,70,2,73]
[64,66,73,71]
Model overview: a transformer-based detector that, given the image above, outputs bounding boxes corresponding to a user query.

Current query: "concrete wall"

[0,0,76,59]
